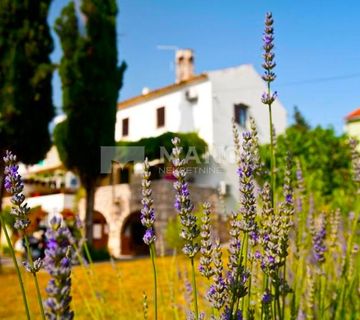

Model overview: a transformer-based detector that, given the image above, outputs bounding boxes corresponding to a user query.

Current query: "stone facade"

[79,176,218,258]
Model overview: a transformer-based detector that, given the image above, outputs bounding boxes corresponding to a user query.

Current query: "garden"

[0,2,359,320]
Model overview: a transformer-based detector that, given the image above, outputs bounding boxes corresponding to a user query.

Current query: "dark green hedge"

[117,131,208,162]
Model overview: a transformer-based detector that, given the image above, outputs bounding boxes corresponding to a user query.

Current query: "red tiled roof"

[117,74,208,109]
[346,108,360,121]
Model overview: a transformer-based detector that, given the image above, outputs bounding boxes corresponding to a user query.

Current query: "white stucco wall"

[206,64,288,207]
[208,64,287,146]
[115,80,214,146]
[345,120,360,139]
[3,193,75,219]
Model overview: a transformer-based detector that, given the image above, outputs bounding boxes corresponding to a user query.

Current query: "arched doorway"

[121,211,148,256]
[92,211,109,250]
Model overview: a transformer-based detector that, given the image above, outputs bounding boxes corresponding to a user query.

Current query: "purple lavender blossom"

[172,137,200,258]
[237,131,257,233]
[262,289,273,304]
[141,158,156,245]
[44,216,74,319]
[260,288,273,320]
[3,151,31,230]
[23,258,43,274]
[143,228,156,246]
[221,307,243,320]
[262,12,276,84]
[206,241,227,310]
[249,117,262,176]
[227,203,248,310]
[250,230,259,245]
[261,91,278,105]
[312,214,327,264]
[295,160,305,212]
[278,156,295,261]
[232,120,242,169]
[227,211,242,276]
[261,11,278,154]
[199,202,214,279]
[259,182,282,274]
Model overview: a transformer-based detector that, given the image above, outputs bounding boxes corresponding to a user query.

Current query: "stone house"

[3,49,287,258]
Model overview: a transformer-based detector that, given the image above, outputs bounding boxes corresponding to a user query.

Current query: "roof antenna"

[157,45,179,72]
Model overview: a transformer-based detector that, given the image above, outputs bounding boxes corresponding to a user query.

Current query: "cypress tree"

[0,0,54,167]
[54,0,126,243]
[0,0,54,272]
[0,0,54,204]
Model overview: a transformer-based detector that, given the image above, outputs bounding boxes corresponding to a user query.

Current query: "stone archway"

[120,211,148,256]
[92,211,109,250]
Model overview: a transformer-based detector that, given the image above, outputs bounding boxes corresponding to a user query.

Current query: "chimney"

[175,49,194,83]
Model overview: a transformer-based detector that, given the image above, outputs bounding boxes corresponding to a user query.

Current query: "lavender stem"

[190,257,199,320]
[0,214,30,319]
[150,243,158,320]
[24,234,46,320]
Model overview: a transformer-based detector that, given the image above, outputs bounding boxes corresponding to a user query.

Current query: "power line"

[278,72,360,87]
[216,71,360,92]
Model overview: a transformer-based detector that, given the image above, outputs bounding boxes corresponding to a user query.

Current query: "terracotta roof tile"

[346,108,360,121]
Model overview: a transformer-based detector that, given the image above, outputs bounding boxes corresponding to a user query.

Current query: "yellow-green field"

[0,255,209,320]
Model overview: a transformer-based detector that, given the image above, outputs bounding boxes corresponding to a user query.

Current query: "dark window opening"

[149,164,164,180]
[157,107,165,128]
[118,167,130,184]
[234,104,248,127]
[122,118,129,136]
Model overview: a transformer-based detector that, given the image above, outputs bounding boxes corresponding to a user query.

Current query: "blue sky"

[49,1,360,133]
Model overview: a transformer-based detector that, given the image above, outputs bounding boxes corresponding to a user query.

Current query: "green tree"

[293,105,310,132]
[261,108,352,200]
[54,0,126,243]
[0,0,54,195]
[0,0,54,273]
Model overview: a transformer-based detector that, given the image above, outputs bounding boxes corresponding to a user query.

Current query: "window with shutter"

[157,107,165,128]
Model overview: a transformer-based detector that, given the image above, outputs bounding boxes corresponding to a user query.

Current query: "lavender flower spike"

[295,159,305,213]
[23,258,43,274]
[172,137,200,258]
[278,155,295,260]
[207,240,227,310]
[237,131,257,233]
[141,158,156,245]
[312,214,326,264]
[262,12,276,84]
[172,137,200,319]
[249,117,261,175]
[259,182,281,273]
[4,150,46,319]
[227,210,242,277]
[262,12,277,203]
[3,151,44,273]
[3,150,31,230]
[44,216,74,320]
[199,202,214,279]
